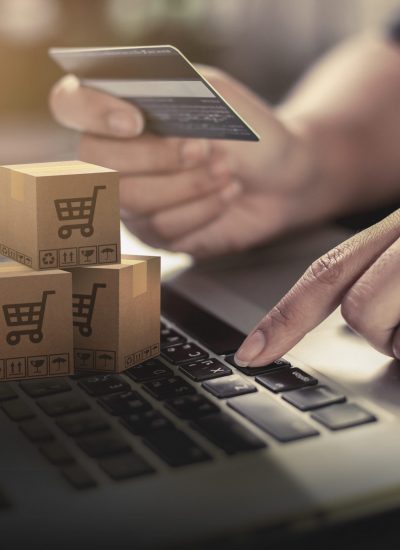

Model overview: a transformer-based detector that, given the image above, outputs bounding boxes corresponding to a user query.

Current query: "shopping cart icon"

[72,283,106,337]
[2,290,56,346]
[54,185,106,239]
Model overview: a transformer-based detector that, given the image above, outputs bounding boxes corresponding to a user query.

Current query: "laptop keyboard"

[0,287,377,492]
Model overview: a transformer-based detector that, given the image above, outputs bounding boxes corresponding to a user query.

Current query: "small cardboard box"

[0,160,120,270]
[0,263,73,381]
[71,255,160,373]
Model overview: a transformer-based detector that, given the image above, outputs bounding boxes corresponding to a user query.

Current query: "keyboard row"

[160,324,376,432]
[0,321,377,490]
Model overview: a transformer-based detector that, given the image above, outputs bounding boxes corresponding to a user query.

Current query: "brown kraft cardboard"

[0,160,120,270]
[71,255,160,373]
[0,263,73,380]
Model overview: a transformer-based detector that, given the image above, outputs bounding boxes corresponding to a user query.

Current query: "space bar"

[228,393,319,442]
[161,284,246,355]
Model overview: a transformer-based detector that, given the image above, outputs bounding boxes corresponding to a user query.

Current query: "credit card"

[49,45,259,141]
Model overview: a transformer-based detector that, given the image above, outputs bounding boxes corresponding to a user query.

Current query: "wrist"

[276,111,365,222]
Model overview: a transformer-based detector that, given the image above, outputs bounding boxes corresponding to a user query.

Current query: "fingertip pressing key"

[234,330,266,367]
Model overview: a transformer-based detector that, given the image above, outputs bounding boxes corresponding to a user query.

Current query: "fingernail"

[181,140,209,168]
[62,74,80,93]
[234,330,266,367]
[219,180,242,203]
[107,110,144,136]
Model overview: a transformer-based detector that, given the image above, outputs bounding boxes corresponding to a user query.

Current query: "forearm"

[278,33,400,214]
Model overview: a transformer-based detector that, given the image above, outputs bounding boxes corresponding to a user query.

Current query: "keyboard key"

[143,376,196,401]
[78,433,131,457]
[311,403,376,431]
[98,453,155,480]
[161,327,186,348]
[38,395,90,417]
[19,419,54,442]
[165,394,219,419]
[143,429,211,467]
[78,375,129,397]
[99,391,152,416]
[192,413,266,454]
[224,354,291,375]
[203,375,257,399]
[61,465,97,490]
[1,400,35,421]
[20,378,71,398]
[56,413,110,437]
[39,441,75,465]
[162,343,208,365]
[125,360,173,383]
[179,358,232,382]
[0,384,17,402]
[228,393,319,442]
[256,367,317,393]
[121,410,173,435]
[283,385,346,411]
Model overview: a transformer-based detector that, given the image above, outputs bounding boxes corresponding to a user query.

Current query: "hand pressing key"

[235,209,400,367]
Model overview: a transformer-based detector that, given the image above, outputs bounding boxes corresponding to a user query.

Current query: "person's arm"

[50,33,400,258]
[278,33,400,213]
[234,208,400,366]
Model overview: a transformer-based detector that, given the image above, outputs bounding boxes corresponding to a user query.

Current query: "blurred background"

[0,0,399,267]
[2,0,400,164]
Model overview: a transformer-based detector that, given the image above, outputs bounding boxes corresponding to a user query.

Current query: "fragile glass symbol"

[82,249,94,262]
[31,359,45,374]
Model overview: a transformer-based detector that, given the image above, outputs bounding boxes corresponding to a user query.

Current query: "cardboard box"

[0,263,73,381]
[71,255,160,373]
[0,160,120,270]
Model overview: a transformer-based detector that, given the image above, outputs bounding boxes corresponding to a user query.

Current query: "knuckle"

[340,284,369,333]
[306,244,350,286]
[264,303,293,331]
[153,138,182,171]
[120,180,145,214]
[192,174,214,196]
[149,213,172,240]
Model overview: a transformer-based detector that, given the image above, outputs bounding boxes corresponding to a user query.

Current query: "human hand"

[234,209,400,367]
[50,68,342,257]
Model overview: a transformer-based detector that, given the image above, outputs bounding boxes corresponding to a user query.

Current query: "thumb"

[49,74,145,138]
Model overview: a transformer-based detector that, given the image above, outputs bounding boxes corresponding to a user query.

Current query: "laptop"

[0,225,399,549]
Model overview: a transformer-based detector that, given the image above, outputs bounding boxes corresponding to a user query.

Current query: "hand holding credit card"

[49,45,259,141]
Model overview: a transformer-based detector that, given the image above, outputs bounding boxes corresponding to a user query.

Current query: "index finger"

[235,210,400,367]
[49,74,145,138]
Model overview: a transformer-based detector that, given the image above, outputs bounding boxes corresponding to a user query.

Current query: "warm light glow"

[0,0,61,43]
[120,221,192,277]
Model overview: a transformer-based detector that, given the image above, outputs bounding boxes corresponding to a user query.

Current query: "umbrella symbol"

[82,249,94,263]
[51,356,67,371]
[98,353,113,369]
[31,359,45,374]
[77,352,91,367]
[100,247,115,261]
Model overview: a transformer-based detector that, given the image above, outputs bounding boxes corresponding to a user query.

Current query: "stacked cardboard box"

[0,161,160,381]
